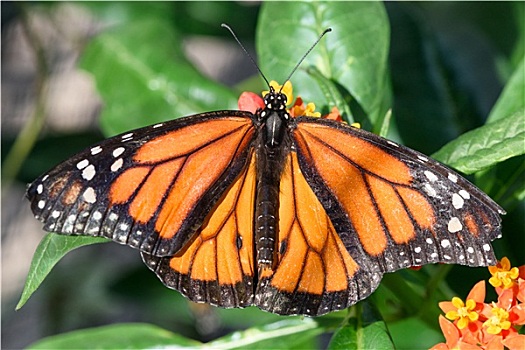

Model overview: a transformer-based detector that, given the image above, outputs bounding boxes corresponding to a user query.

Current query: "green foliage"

[432,109,524,174]
[327,303,395,350]
[79,18,238,136]
[16,233,109,310]
[258,1,391,130]
[28,323,200,349]
[12,1,523,349]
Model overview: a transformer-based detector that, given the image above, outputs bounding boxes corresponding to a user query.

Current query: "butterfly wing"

[292,118,504,276]
[27,111,256,257]
[255,152,381,316]
[142,153,257,308]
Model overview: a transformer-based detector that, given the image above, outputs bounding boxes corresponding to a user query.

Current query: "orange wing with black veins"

[255,152,382,316]
[142,153,257,308]
[292,118,503,277]
[27,112,256,258]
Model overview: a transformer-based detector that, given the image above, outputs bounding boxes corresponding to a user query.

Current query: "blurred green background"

[2,2,523,349]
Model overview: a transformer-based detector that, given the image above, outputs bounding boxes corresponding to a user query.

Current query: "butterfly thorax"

[254,88,291,272]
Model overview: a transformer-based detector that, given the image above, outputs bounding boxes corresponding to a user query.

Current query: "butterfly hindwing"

[255,152,382,316]
[142,152,257,308]
[292,117,504,274]
[27,111,256,257]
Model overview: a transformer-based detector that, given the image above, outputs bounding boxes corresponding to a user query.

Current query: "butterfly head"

[263,86,288,112]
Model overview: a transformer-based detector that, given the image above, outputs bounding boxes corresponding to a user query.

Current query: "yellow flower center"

[445,297,479,329]
[304,102,321,118]
[483,305,511,335]
[488,257,519,289]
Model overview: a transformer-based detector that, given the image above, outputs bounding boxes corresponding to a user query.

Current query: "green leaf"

[79,18,238,136]
[257,1,391,127]
[488,56,525,123]
[432,109,525,174]
[16,233,109,310]
[388,4,507,154]
[27,323,198,349]
[306,66,354,123]
[327,302,394,350]
[27,318,340,349]
[207,318,336,349]
[388,316,443,349]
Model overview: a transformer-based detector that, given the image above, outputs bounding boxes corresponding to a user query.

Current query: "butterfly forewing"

[27,111,256,257]
[292,118,504,274]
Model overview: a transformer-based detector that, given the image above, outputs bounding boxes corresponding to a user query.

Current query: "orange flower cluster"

[238,81,343,122]
[432,257,525,350]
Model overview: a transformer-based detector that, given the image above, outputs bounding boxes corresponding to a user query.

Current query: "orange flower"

[444,297,480,329]
[324,106,343,122]
[483,304,512,335]
[502,334,525,350]
[489,257,520,289]
[433,258,525,350]
[238,91,264,113]
[289,97,321,118]
[439,281,485,329]
[430,315,480,350]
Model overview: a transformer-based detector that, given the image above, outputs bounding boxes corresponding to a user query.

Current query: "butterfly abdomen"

[255,108,291,269]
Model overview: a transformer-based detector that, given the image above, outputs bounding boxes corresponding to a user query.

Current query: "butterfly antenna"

[281,28,332,92]
[221,23,271,88]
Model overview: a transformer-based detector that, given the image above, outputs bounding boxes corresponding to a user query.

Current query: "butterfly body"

[27,86,504,316]
[255,88,293,269]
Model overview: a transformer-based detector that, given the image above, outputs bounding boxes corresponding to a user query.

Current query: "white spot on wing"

[459,190,470,199]
[387,140,399,147]
[418,155,428,162]
[83,187,97,203]
[447,217,462,233]
[153,123,163,128]
[76,159,89,170]
[441,239,451,248]
[38,200,45,209]
[483,244,491,252]
[452,193,464,209]
[93,211,102,220]
[112,147,125,158]
[424,184,437,197]
[424,171,438,182]
[121,133,133,141]
[111,158,124,172]
[37,184,43,194]
[414,247,421,253]
[91,146,102,155]
[448,173,458,183]
[82,164,96,181]
[51,210,61,218]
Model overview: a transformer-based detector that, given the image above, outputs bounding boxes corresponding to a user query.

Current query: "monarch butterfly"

[27,27,504,317]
